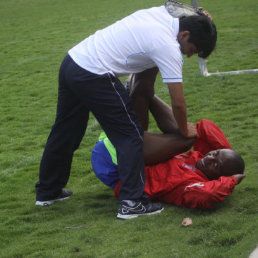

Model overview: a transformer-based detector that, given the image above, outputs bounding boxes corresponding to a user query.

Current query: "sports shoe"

[117,199,164,220]
[35,189,73,206]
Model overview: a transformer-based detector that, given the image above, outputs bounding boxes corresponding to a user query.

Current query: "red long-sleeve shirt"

[114,119,238,209]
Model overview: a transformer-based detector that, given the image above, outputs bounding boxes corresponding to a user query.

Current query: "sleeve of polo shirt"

[181,176,238,210]
[150,44,183,83]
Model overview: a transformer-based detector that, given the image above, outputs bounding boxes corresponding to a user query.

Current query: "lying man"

[91,118,245,216]
[91,74,245,218]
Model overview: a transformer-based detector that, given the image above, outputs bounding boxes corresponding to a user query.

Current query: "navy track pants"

[36,55,145,201]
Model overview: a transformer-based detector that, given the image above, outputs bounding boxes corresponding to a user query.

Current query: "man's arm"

[179,176,243,209]
[168,83,197,138]
[232,174,246,184]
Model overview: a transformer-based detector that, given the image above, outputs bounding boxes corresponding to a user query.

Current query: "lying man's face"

[196,149,242,180]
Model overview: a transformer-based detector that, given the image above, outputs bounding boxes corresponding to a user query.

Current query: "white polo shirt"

[68,6,183,83]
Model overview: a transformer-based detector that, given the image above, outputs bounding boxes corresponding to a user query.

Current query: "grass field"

[0,0,257,257]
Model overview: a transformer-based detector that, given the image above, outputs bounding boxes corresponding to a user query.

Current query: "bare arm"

[168,83,197,138]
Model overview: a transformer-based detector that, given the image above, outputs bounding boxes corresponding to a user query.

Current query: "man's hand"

[232,174,246,184]
[185,122,198,138]
[199,7,214,21]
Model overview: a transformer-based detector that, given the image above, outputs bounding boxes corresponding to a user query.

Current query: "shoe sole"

[35,196,70,206]
[117,207,164,220]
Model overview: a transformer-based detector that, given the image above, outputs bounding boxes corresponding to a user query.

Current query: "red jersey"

[114,119,238,210]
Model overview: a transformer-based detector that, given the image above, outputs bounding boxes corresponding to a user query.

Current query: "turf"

[0,0,257,257]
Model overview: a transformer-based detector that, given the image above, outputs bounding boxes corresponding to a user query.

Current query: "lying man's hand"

[232,174,246,184]
[199,7,213,21]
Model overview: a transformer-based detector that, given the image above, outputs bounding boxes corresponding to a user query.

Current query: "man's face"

[178,31,198,58]
[196,149,236,180]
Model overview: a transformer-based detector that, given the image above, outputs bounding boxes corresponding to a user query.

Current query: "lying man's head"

[196,149,245,180]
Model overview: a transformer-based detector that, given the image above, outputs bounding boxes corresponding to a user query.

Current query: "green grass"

[0,0,257,257]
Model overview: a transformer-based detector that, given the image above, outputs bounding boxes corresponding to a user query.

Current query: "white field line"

[249,245,258,258]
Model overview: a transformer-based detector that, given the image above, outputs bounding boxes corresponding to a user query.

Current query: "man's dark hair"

[179,15,217,58]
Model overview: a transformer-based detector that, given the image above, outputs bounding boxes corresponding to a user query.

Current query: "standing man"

[35,3,217,219]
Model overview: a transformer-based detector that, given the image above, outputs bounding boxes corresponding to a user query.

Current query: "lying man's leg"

[92,129,196,187]
[129,68,190,135]
[129,67,159,130]
[92,69,196,190]
[149,95,180,134]
[129,69,196,165]
[143,131,196,165]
